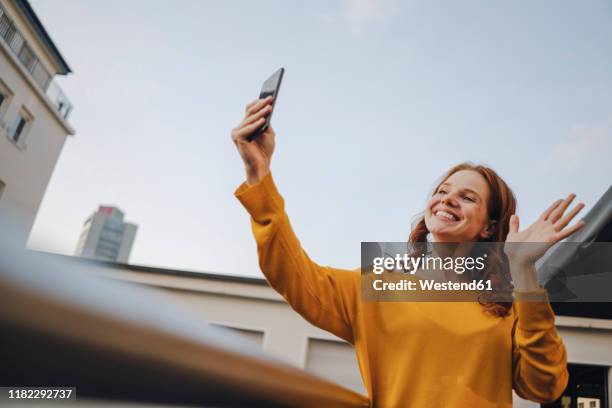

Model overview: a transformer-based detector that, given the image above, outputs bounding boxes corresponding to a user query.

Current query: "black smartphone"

[247,67,284,141]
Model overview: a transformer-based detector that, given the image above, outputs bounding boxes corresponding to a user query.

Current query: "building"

[75,205,138,263]
[47,253,612,408]
[0,0,74,247]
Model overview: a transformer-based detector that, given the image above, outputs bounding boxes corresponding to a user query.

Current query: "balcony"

[0,4,73,121]
[45,80,73,120]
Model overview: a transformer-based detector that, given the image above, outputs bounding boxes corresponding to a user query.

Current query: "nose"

[441,194,458,207]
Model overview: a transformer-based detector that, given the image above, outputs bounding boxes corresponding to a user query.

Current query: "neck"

[429,236,476,258]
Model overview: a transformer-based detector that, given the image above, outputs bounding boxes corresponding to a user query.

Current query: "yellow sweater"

[235,173,568,408]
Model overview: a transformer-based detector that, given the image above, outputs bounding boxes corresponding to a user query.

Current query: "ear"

[479,220,497,239]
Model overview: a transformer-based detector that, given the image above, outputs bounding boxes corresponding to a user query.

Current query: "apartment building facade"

[0,0,74,246]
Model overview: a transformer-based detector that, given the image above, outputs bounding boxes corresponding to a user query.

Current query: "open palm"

[505,194,585,265]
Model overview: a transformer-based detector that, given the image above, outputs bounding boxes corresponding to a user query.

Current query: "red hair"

[409,162,517,317]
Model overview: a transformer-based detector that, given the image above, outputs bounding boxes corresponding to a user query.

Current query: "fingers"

[509,214,519,234]
[555,202,585,231]
[548,194,585,242]
[245,96,273,116]
[245,99,259,112]
[539,199,563,221]
[548,194,576,223]
[233,97,274,143]
[553,220,586,242]
[232,118,266,142]
[240,104,272,127]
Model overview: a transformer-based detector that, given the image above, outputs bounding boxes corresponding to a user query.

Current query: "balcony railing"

[0,4,72,121]
[45,81,73,120]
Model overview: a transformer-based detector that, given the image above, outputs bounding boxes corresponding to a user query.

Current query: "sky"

[27,0,612,278]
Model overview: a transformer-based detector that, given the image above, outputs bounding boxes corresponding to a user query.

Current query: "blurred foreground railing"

[0,232,369,407]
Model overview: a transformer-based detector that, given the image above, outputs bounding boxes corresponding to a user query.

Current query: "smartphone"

[247,67,284,141]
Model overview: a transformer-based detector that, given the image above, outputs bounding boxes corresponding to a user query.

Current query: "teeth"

[436,210,458,221]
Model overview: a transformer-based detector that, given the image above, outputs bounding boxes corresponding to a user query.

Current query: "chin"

[426,222,455,241]
[431,233,463,243]
[426,224,471,242]
[426,218,474,242]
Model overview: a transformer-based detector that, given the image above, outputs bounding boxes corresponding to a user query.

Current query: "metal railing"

[0,4,72,121]
[0,230,370,407]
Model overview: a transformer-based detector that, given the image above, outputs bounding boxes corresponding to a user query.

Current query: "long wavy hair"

[408,162,517,317]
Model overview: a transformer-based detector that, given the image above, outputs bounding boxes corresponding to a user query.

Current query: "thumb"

[509,214,519,234]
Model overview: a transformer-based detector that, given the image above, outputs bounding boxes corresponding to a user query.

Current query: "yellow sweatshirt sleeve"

[511,290,569,403]
[235,173,359,344]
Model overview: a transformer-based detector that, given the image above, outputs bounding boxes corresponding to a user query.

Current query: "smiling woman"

[411,162,518,316]
[425,167,498,242]
[231,97,586,407]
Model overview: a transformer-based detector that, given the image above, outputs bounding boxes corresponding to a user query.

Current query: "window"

[8,107,32,148]
[0,79,12,122]
[0,11,15,43]
[0,5,51,91]
[17,43,36,71]
[9,114,26,142]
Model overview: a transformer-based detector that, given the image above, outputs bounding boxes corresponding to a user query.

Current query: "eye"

[437,189,447,195]
[462,195,476,203]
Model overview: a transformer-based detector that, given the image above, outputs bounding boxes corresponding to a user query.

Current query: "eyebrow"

[438,183,482,200]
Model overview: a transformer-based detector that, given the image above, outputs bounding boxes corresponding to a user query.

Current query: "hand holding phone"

[247,68,284,141]
[231,68,285,185]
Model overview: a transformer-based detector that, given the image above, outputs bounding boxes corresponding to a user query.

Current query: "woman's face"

[424,170,492,242]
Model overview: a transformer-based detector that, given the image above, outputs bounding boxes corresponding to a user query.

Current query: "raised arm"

[511,292,568,402]
[231,98,359,343]
[235,174,359,342]
[505,194,584,402]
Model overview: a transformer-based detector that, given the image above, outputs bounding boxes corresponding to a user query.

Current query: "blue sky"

[28,0,612,277]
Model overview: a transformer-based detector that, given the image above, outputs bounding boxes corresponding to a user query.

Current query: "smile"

[434,210,460,222]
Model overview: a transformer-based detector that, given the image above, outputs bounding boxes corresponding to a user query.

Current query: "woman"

[231,96,585,407]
